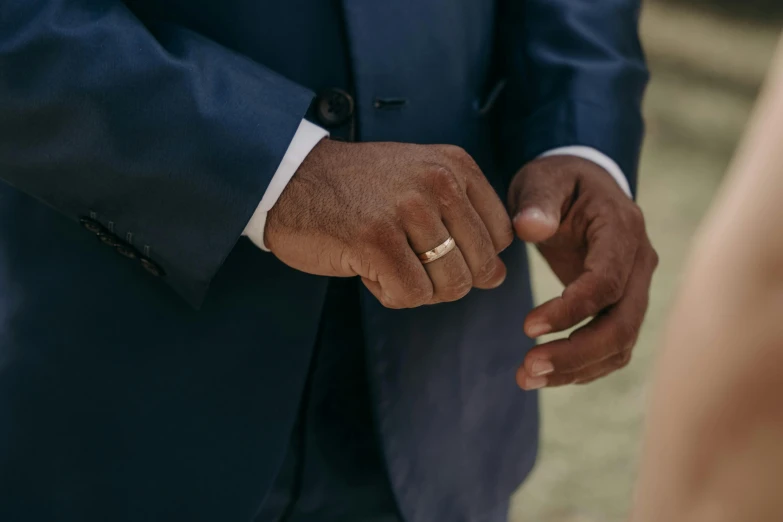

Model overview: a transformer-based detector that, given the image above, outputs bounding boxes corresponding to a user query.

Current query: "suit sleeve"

[0,0,315,306]
[496,0,649,195]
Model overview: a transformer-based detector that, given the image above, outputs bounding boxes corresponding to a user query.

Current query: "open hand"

[508,156,658,389]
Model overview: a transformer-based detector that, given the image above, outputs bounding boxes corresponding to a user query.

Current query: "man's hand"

[266,139,514,309]
[508,156,658,389]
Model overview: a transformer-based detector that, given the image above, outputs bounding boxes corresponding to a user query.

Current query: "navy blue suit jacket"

[0,1,647,521]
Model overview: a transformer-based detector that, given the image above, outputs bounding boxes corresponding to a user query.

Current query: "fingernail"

[526,322,551,338]
[515,207,557,227]
[517,207,544,221]
[531,360,554,377]
[524,376,548,390]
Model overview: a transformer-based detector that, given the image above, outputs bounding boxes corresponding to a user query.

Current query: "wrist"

[244,119,329,251]
[265,138,340,253]
[538,146,632,199]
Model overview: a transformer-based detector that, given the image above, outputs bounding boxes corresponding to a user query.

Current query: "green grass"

[509,6,779,522]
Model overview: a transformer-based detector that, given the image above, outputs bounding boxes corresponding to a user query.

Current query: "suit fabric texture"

[0,0,648,521]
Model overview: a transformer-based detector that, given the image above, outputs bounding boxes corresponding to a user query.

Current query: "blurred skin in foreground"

[631,34,783,522]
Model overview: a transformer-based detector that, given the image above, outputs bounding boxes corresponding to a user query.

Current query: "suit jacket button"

[316,88,354,127]
[115,245,138,259]
[97,232,123,247]
[79,217,104,235]
[140,257,164,277]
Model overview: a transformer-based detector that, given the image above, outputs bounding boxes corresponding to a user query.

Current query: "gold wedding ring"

[417,236,456,265]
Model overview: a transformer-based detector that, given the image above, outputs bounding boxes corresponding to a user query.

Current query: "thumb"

[508,162,575,243]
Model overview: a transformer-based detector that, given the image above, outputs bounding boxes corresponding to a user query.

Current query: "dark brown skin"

[508,155,658,390]
[267,142,657,389]
[265,139,514,308]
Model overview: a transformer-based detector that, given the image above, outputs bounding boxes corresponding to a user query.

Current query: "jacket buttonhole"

[374,97,408,110]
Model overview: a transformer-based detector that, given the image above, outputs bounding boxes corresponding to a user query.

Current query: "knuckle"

[378,294,404,310]
[627,202,644,222]
[615,352,633,369]
[438,278,472,303]
[452,282,473,301]
[579,296,601,318]
[602,275,625,304]
[563,285,600,321]
[384,283,432,310]
[426,166,463,202]
[558,295,584,327]
[440,144,470,161]
[474,255,499,284]
[648,246,660,270]
[396,191,427,214]
[624,204,647,236]
[401,285,433,308]
[395,191,435,225]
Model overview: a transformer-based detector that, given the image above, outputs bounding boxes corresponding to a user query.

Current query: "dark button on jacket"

[98,232,124,247]
[80,216,163,275]
[115,244,138,259]
[79,217,104,235]
[316,88,354,127]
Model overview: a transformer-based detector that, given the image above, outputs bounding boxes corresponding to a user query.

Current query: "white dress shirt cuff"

[243,119,329,251]
[539,146,632,198]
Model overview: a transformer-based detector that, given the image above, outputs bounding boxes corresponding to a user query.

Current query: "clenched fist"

[266,139,514,309]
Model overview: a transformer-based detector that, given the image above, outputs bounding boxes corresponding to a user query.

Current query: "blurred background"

[510,1,782,521]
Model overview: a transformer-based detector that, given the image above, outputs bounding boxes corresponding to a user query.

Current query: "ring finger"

[406,218,472,304]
